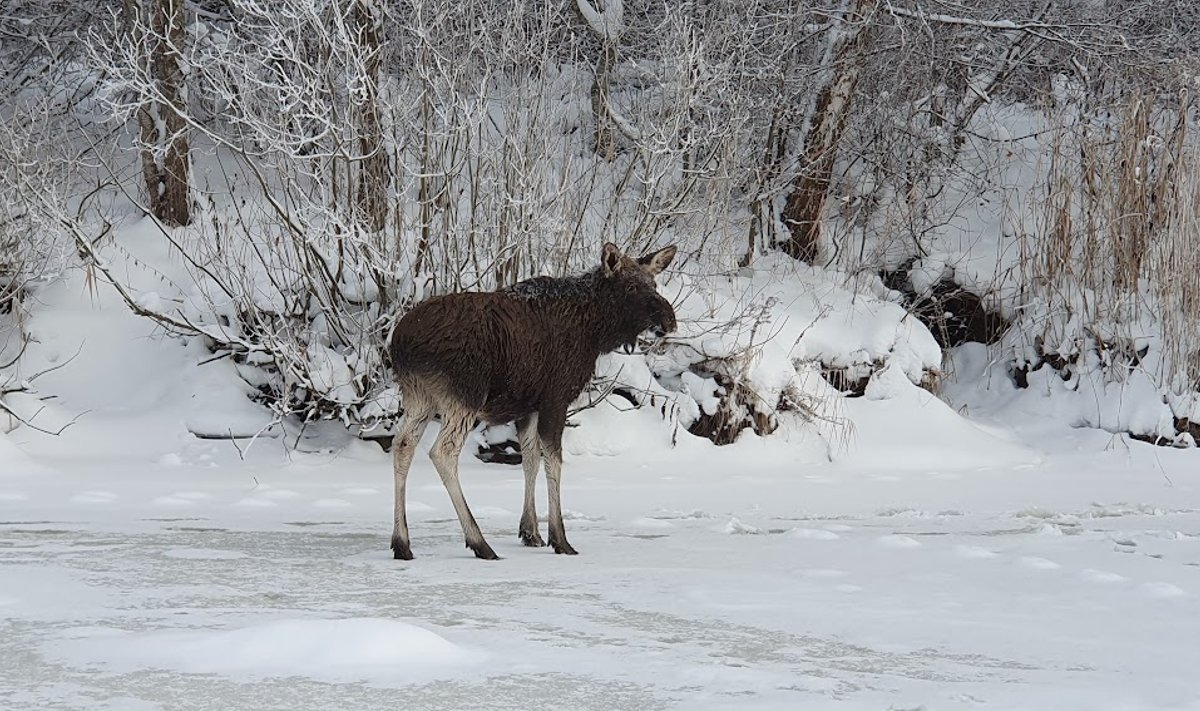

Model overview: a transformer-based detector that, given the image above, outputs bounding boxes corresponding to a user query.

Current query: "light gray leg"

[542,442,577,555]
[429,412,498,560]
[517,413,544,547]
[537,409,577,556]
[391,397,432,560]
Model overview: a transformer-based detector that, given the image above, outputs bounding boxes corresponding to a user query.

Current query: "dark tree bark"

[779,0,875,263]
[128,0,191,226]
[354,0,389,233]
[575,0,624,160]
[590,39,619,160]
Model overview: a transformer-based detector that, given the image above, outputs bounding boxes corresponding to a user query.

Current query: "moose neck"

[506,269,638,357]
[558,275,624,357]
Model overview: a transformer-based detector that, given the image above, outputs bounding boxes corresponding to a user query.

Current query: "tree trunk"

[590,39,619,160]
[354,0,389,233]
[779,0,874,263]
[129,0,191,227]
[576,0,624,160]
[743,97,793,267]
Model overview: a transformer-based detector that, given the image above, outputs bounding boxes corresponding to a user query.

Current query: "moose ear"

[638,245,677,275]
[601,242,623,276]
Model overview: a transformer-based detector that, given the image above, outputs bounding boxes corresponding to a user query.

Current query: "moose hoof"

[551,540,578,555]
[520,530,546,547]
[468,540,501,560]
[391,539,414,561]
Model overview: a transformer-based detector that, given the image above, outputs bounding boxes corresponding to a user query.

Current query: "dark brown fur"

[388,243,677,560]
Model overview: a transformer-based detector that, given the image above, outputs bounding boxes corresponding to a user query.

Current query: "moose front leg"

[538,408,577,555]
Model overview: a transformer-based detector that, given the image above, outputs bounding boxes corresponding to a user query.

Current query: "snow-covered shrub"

[70,0,828,436]
[0,86,82,434]
[933,92,1200,446]
[571,257,942,447]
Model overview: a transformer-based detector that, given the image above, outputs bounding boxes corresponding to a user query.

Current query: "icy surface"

[3,423,1199,710]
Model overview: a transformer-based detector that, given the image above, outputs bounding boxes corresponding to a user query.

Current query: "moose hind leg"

[391,396,432,560]
[539,410,577,555]
[516,413,544,547]
[429,410,498,560]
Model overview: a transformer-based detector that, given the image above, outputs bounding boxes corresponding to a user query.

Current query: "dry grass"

[1028,93,1200,394]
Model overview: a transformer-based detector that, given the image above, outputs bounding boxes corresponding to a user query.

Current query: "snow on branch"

[886,5,1032,32]
[575,0,624,42]
[882,1,1111,50]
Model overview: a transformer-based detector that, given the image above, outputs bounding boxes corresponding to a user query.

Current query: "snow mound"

[46,617,478,684]
[0,432,47,477]
[837,365,1038,470]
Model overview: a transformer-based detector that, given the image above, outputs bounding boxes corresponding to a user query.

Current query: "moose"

[388,242,678,560]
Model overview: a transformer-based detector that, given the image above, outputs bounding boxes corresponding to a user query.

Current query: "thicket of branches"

[2,0,1199,442]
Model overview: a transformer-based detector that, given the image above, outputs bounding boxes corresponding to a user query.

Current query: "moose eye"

[625,283,637,293]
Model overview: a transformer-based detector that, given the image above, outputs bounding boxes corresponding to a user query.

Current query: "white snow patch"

[1018,556,1061,570]
[1141,582,1187,599]
[790,528,841,541]
[70,491,118,505]
[312,498,352,509]
[1081,569,1127,584]
[954,545,999,560]
[631,517,673,529]
[722,517,763,535]
[472,505,514,518]
[340,487,379,496]
[876,535,922,549]
[233,497,277,508]
[45,618,477,684]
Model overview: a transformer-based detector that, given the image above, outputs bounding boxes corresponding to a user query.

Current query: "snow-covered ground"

[4,263,1200,711]
[4,419,1200,710]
